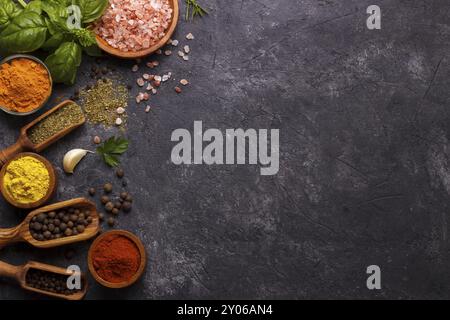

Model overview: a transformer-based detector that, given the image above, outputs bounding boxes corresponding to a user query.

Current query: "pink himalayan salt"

[95,0,172,52]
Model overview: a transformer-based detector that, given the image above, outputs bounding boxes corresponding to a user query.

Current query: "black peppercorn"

[104,183,113,193]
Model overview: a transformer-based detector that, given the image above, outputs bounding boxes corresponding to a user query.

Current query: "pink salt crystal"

[94,0,173,53]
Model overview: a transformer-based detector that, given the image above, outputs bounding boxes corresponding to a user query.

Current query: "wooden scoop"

[0,100,85,167]
[0,260,87,300]
[0,198,99,249]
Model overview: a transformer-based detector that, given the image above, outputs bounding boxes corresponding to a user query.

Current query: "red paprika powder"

[91,234,141,283]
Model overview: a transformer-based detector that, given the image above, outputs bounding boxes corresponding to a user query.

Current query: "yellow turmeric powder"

[0,58,51,113]
[3,156,50,204]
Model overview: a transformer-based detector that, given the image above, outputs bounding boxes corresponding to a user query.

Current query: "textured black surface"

[1,0,450,299]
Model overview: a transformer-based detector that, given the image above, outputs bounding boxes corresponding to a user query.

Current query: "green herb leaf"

[83,44,103,57]
[185,0,208,21]
[97,136,129,167]
[74,0,108,23]
[0,10,47,53]
[25,0,42,14]
[0,0,22,30]
[70,27,96,47]
[45,41,81,85]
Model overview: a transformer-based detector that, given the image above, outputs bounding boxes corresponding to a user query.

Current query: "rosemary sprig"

[185,0,208,21]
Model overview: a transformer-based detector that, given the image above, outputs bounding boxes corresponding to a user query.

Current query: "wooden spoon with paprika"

[0,100,85,167]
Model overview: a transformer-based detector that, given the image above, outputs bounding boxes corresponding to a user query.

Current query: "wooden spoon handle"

[0,225,22,249]
[0,260,22,280]
[0,140,26,167]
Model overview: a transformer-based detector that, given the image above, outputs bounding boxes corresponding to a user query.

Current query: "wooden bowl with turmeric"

[0,55,53,116]
[0,152,57,209]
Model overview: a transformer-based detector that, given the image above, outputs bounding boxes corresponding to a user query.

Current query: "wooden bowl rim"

[23,197,100,248]
[95,0,179,59]
[0,152,57,209]
[88,229,147,288]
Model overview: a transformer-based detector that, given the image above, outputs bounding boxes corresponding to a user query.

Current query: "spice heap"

[30,207,93,241]
[91,233,141,283]
[95,0,173,52]
[0,58,51,113]
[3,156,50,204]
[26,268,84,295]
[80,79,129,127]
[27,103,85,145]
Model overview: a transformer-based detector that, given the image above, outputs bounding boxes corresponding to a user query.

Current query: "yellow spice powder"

[3,156,50,204]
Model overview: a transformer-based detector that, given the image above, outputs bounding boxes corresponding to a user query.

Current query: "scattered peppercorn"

[105,202,114,212]
[107,217,115,226]
[104,183,113,193]
[122,201,132,212]
[88,188,96,196]
[116,168,124,178]
[101,195,109,204]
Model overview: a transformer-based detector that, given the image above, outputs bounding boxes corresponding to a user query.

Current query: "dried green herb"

[80,78,128,128]
[97,136,129,167]
[185,0,208,21]
[27,102,85,145]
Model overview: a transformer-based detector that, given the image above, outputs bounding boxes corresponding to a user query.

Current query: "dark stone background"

[0,0,450,299]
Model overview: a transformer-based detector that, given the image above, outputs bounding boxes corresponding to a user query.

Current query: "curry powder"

[3,156,50,204]
[0,58,51,113]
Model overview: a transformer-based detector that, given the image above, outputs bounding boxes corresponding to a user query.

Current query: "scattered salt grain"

[145,105,151,113]
[164,50,172,56]
[171,39,179,46]
[152,88,157,94]
[132,65,139,72]
[116,107,125,114]
[143,73,150,80]
[154,75,162,82]
[178,51,185,57]
[186,33,194,40]
[115,118,123,126]
[162,74,170,82]
[152,61,160,67]
[180,79,189,86]
[146,84,153,90]
[184,45,190,54]
[183,55,189,61]
[137,78,145,86]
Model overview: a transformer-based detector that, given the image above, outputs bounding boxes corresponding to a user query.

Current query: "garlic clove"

[63,149,93,174]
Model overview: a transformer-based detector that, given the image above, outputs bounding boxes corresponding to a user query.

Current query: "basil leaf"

[74,0,108,23]
[0,11,47,53]
[45,41,81,85]
[41,32,66,50]
[83,44,102,57]
[25,0,42,14]
[0,0,22,31]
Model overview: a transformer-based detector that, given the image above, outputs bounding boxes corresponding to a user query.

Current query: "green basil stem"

[16,0,27,8]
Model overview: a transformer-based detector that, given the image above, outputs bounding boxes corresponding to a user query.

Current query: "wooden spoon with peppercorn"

[0,198,100,249]
[0,260,87,300]
[0,100,85,167]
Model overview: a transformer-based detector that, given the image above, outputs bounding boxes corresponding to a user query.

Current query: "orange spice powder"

[0,58,51,113]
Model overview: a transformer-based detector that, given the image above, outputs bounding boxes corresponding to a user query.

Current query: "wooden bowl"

[95,0,179,59]
[0,152,57,209]
[87,230,146,288]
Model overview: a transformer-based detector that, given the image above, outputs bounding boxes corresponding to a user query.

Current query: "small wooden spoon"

[0,260,87,300]
[95,0,179,59]
[0,100,85,167]
[0,198,99,249]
